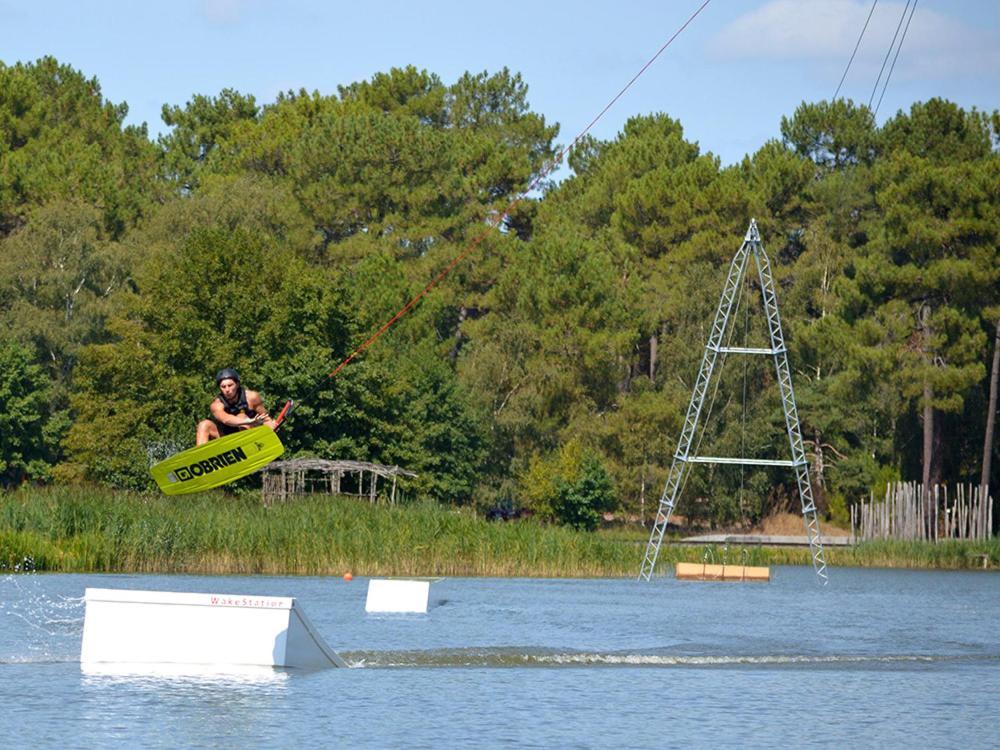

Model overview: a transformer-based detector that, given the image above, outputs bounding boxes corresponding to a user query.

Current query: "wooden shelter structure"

[261,458,417,507]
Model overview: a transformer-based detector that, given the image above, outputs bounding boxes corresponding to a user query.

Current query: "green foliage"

[0,56,159,238]
[742,139,818,225]
[204,66,558,255]
[159,88,259,190]
[0,339,53,485]
[0,57,162,482]
[2,52,997,529]
[0,486,640,576]
[380,348,488,503]
[64,226,351,488]
[826,493,850,528]
[519,442,616,530]
[552,453,617,531]
[879,98,993,164]
[64,222,487,500]
[848,150,997,421]
[291,106,458,244]
[4,486,996,575]
[0,200,124,382]
[780,99,878,169]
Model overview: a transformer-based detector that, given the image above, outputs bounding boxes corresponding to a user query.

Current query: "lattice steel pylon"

[638,219,828,584]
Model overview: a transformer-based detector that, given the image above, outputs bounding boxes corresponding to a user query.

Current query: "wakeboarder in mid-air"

[196,368,276,445]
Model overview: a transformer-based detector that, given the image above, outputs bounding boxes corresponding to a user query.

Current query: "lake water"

[2,567,998,749]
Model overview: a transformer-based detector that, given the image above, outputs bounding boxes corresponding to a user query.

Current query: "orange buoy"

[343,572,353,581]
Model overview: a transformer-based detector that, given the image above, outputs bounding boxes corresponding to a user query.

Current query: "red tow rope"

[278,1,713,426]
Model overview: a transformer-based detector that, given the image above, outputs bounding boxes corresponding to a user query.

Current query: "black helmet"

[215,367,241,385]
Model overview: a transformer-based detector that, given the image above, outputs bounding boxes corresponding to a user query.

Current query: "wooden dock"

[679,534,854,547]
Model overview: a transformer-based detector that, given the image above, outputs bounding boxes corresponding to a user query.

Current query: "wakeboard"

[150,426,284,495]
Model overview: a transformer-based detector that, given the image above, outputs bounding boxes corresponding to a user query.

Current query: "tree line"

[1,56,997,531]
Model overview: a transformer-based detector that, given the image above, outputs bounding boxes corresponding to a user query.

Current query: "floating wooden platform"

[675,562,770,582]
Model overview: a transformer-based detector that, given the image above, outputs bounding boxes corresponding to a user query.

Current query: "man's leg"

[196,419,220,446]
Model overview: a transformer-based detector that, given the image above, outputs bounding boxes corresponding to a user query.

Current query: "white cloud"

[709,0,1000,80]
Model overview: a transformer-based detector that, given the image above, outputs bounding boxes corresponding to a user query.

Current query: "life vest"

[214,387,257,434]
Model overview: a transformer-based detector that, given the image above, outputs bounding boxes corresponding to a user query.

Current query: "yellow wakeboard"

[150,426,284,495]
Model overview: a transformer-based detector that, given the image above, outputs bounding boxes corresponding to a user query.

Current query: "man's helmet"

[215,368,241,386]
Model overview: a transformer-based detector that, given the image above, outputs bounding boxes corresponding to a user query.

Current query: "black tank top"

[214,387,257,434]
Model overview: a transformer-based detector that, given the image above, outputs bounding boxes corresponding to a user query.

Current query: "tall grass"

[0,486,640,576]
[1,487,996,576]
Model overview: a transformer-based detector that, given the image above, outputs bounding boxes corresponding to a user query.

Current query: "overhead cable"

[285,1,714,418]
[867,0,913,111]
[873,0,918,117]
[833,0,878,101]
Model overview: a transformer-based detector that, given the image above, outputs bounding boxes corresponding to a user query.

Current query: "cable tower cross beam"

[638,219,828,584]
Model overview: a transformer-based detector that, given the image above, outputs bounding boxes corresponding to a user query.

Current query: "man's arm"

[209,397,265,428]
[246,390,277,430]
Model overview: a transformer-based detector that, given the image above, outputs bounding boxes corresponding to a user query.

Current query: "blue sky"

[2,1,997,177]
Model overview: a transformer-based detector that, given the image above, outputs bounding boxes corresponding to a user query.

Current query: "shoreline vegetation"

[1,487,997,576]
[1,61,997,560]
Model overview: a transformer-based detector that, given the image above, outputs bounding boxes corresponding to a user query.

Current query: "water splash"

[0,574,84,663]
[146,439,187,467]
[81,662,292,687]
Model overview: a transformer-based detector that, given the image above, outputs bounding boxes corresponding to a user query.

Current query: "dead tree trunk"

[981,319,1000,501]
[920,304,936,532]
[649,333,658,381]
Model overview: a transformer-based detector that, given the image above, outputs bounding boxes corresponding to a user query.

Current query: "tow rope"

[275,0,713,428]
[152,3,713,493]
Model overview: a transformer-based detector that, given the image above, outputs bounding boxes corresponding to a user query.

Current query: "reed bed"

[0,487,996,575]
[0,486,640,577]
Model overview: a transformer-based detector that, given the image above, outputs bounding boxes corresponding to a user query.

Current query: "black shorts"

[214,419,243,437]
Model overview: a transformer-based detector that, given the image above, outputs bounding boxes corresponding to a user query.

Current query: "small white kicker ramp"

[81,588,347,669]
[365,578,432,613]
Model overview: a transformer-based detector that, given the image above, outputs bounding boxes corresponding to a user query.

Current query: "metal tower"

[638,219,828,584]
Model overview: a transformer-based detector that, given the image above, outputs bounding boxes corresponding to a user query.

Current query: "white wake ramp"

[81,588,347,669]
